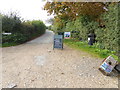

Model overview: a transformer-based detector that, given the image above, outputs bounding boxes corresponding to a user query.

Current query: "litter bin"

[58,32,64,38]
[88,33,96,45]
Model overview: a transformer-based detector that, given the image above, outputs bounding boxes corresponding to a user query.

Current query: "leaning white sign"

[99,56,117,75]
[64,32,71,39]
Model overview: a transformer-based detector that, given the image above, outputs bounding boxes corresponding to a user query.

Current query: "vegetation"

[44,2,119,60]
[44,2,106,20]
[64,39,119,62]
[1,12,46,47]
[95,3,119,53]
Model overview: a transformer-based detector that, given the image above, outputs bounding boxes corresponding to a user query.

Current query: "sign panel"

[53,35,63,49]
[64,32,71,39]
[99,56,117,75]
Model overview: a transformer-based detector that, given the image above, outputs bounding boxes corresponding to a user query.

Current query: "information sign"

[99,56,117,75]
[53,35,63,49]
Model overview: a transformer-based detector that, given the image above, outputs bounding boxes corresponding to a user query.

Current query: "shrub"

[32,20,46,35]
[95,3,119,53]
[2,33,27,43]
[2,12,46,46]
[2,12,21,33]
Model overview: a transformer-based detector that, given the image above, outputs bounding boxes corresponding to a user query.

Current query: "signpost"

[64,32,71,39]
[99,56,117,76]
[53,35,63,50]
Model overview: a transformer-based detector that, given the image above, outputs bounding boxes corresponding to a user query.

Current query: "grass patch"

[2,42,19,47]
[64,39,119,62]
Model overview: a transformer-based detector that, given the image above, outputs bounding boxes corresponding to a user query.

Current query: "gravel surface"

[1,30,118,88]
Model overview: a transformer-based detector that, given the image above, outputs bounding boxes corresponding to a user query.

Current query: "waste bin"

[88,33,96,45]
[58,32,64,38]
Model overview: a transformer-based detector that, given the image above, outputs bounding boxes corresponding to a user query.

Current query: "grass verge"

[64,39,119,62]
[2,42,19,47]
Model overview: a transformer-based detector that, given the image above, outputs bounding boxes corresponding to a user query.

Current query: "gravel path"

[1,30,118,88]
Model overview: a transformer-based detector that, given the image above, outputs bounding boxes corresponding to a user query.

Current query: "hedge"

[1,13,46,46]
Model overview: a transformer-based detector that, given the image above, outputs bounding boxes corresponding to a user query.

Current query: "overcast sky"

[0,0,54,26]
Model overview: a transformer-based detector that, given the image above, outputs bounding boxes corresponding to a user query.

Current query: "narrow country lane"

[26,30,54,44]
[2,30,118,88]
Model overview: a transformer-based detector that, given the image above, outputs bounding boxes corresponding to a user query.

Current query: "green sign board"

[53,35,63,49]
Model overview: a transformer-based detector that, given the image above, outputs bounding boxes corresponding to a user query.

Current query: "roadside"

[2,30,118,88]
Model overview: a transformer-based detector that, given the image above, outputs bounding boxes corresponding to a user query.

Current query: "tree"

[2,12,21,33]
[95,3,119,53]
[44,2,106,20]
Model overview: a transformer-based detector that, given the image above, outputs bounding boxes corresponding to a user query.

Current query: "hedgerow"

[1,12,46,46]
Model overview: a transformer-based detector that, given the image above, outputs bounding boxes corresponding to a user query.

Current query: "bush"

[2,33,27,43]
[95,3,119,53]
[2,12,21,33]
[20,22,35,39]
[64,16,98,41]
[32,20,46,35]
[2,12,46,46]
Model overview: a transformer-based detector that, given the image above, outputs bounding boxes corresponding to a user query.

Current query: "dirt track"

[1,30,118,88]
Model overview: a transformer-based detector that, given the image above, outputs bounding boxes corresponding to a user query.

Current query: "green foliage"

[2,33,27,43]
[20,22,35,39]
[32,20,46,34]
[51,3,119,58]
[65,21,75,32]
[2,12,21,33]
[64,16,98,41]
[95,3,119,53]
[54,20,66,33]
[64,3,119,57]
[2,12,46,47]
[2,42,18,47]
[64,39,119,61]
